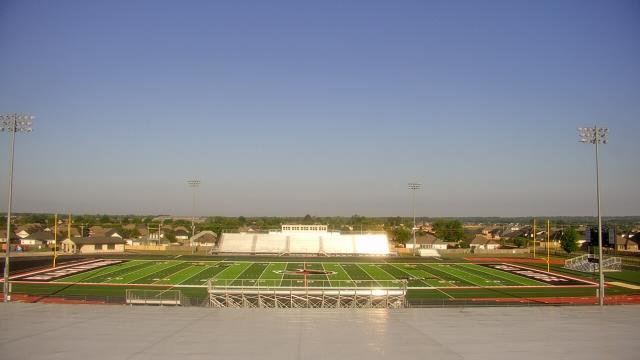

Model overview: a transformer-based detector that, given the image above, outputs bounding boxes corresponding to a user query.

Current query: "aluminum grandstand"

[217,224,390,256]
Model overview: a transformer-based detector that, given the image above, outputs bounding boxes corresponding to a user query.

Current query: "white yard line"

[123,262,180,284]
[73,260,144,282]
[458,263,538,286]
[357,264,383,287]
[151,265,197,285]
[430,264,490,287]
[176,262,221,285]
[386,264,454,299]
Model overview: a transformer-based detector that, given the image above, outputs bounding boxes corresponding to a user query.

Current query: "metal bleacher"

[219,227,390,256]
[565,253,622,272]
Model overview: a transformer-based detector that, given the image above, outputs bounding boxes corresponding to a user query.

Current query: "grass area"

[9,258,640,303]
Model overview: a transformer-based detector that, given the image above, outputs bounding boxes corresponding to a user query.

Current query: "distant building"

[190,231,218,247]
[174,227,190,242]
[281,224,328,232]
[128,236,169,246]
[104,228,124,238]
[61,236,126,254]
[470,235,500,250]
[14,224,44,239]
[614,235,639,252]
[405,234,447,250]
[19,230,57,248]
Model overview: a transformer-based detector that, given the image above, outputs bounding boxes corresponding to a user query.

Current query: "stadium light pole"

[408,183,422,256]
[1,113,34,302]
[187,180,201,245]
[578,126,608,307]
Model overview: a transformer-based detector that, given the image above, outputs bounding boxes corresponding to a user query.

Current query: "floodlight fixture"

[577,125,609,307]
[2,113,34,302]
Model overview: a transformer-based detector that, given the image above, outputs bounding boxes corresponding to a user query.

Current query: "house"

[136,224,149,237]
[61,227,81,237]
[19,230,58,248]
[60,236,125,254]
[103,228,123,238]
[406,233,447,250]
[503,226,532,240]
[190,231,217,247]
[174,227,190,242]
[14,223,44,239]
[122,224,149,238]
[130,236,170,246]
[89,226,106,237]
[615,235,639,252]
[0,229,19,245]
[481,227,502,240]
[470,235,500,250]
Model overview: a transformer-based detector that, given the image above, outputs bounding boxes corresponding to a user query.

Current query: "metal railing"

[125,289,184,306]
[208,278,407,290]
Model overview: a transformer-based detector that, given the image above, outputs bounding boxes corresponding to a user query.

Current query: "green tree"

[130,228,141,238]
[164,229,176,242]
[391,228,412,245]
[513,236,527,248]
[432,220,465,242]
[561,228,579,254]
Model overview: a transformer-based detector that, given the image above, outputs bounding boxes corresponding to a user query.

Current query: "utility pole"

[53,214,58,268]
[578,126,609,307]
[547,219,550,272]
[532,218,536,259]
[408,183,421,256]
[2,113,34,302]
[67,213,72,253]
[187,180,201,247]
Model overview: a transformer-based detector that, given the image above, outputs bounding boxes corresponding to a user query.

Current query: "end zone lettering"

[482,263,592,286]
[16,259,125,282]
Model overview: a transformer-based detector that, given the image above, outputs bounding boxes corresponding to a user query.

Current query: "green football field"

[46,260,559,288]
[9,258,640,304]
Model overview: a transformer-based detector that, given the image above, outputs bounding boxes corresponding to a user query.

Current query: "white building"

[61,237,126,254]
[190,231,217,247]
[405,234,448,250]
[219,225,389,256]
[470,235,500,250]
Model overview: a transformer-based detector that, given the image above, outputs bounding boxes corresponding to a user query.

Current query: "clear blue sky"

[0,0,639,217]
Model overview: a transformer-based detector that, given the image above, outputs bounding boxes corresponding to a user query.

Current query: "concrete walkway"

[0,303,638,360]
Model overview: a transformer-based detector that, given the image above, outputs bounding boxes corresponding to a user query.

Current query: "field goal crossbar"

[207,279,407,309]
[125,289,184,306]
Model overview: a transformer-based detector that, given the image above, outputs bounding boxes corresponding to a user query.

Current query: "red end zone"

[467,257,565,265]
[481,263,598,286]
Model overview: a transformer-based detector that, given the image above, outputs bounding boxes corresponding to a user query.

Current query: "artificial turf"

[8,258,640,303]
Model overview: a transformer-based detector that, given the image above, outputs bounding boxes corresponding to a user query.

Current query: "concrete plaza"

[0,303,638,359]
